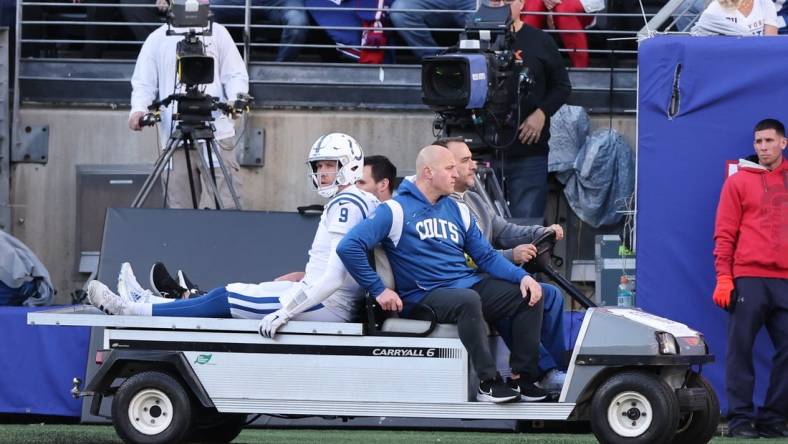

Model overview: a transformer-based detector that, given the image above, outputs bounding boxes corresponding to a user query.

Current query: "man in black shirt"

[493,0,571,219]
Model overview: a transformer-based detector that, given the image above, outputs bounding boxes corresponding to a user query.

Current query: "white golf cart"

[28,232,719,444]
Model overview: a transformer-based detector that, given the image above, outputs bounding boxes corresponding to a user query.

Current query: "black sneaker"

[149,262,186,299]
[177,270,204,298]
[507,378,549,402]
[477,374,521,403]
[728,422,760,439]
[758,422,788,438]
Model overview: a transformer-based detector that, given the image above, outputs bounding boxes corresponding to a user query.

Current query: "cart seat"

[368,247,490,339]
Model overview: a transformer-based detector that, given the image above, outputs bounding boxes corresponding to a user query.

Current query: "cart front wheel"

[112,371,193,444]
[591,371,680,444]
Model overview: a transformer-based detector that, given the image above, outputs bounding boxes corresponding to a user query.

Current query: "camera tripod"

[474,162,511,219]
[131,122,242,210]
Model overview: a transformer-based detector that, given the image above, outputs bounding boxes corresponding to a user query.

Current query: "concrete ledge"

[19,60,636,113]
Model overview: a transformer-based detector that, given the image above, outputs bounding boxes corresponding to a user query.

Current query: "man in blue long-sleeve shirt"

[337,145,548,404]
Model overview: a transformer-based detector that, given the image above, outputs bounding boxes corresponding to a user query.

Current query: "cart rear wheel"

[672,373,720,444]
[112,371,193,444]
[591,371,680,444]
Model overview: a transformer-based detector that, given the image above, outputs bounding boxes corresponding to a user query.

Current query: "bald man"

[338,145,548,404]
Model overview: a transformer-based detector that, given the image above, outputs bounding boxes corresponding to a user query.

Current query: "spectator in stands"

[692,0,779,35]
[441,136,568,392]
[712,118,788,438]
[674,0,708,31]
[79,0,166,58]
[495,0,571,220]
[120,0,168,41]
[520,0,593,67]
[210,0,309,61]
[338,145,549,404]
[389,0,477,59]
[128,18,249,209]
[777,0,788,33]
[306,0,393,63]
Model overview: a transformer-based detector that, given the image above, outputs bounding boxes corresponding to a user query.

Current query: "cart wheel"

[672,373,720,444]
[111,371,193,444]
[190,412,247,443]
[591,371,680,444]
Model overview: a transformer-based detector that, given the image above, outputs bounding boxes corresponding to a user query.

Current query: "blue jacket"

[337,179,528,307]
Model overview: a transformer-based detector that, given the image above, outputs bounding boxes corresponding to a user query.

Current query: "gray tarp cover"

[549,105,590,184]
[0,231,54,305]
[548,105,635,228]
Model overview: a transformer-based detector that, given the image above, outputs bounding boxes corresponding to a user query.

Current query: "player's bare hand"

[547,224,564,240]
[519,275,543,306]
[129,111,145,131]
[376,288,403,312]
[513,244,538,264]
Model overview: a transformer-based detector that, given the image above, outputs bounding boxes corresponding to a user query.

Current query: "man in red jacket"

[713,118,788,439]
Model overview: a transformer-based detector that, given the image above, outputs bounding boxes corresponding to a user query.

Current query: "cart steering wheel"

[524,229,557,275]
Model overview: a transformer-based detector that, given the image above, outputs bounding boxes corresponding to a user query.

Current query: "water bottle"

[617,275,633,307]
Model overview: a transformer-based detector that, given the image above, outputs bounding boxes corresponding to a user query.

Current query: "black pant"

[418,276,544,382]
[727,277,788,429]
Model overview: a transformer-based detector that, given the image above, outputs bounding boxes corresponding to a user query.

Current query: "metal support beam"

[0,27,10,231]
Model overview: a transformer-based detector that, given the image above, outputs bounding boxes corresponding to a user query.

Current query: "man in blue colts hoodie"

[337,145,548,404]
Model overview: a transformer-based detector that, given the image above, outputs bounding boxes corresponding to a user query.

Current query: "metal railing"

[12,0,646,113]
[16,1,655,62]
[638,0,709,39]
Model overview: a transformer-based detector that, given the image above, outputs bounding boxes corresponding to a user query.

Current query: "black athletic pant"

[727,277,788,429]
[418,276,544,382]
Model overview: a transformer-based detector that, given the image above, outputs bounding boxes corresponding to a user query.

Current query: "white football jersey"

[302,185,380,320]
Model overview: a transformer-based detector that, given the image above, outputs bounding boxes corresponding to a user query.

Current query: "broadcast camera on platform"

[421,3,532,151]
[138,0,253,128]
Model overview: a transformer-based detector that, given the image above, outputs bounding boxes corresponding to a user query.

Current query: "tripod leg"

[132,138,179,208]
[486,166,512,219]
[205,142,221,210]
[206,138,242,210]
[189,135,225,210]
[182,137,200,209]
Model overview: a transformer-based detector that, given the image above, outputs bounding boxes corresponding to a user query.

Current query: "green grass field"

[1,425,788,444]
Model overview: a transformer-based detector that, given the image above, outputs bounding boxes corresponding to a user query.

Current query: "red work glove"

[712,275,734,309]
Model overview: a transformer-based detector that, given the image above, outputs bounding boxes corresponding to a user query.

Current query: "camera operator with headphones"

[492,0,570,221]
[128,0,249,209]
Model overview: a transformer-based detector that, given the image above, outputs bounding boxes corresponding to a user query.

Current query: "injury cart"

[27,232,720,444]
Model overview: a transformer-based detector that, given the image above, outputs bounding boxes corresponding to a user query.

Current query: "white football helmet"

[307,133,364,198]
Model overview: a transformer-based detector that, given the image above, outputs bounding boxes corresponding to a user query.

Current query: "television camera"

[137,0,253,128]
[421,3,532,151]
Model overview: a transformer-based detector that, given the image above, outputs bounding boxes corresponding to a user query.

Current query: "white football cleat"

[87,280,127,315]
[118,262,154,304]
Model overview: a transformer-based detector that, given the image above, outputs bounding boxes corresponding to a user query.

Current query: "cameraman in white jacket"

[129,21,249,209]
